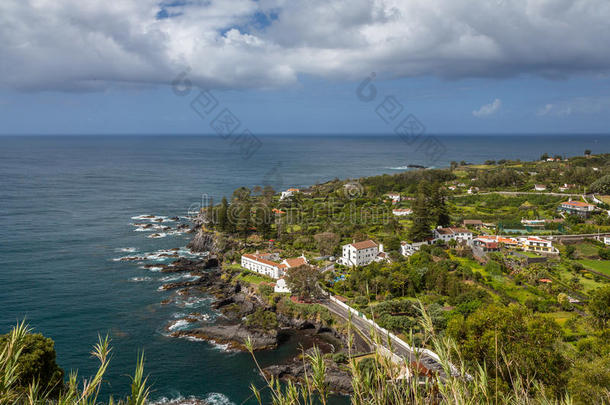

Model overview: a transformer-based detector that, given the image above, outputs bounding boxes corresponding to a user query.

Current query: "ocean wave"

[167,319,191,331]
[386,166,410,170]
[139,265,164,272]
[116,247,137,253]
[129,276,153,282]
[150,393,234,405]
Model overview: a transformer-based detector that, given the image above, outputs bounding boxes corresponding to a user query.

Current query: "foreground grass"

[246,304,592,405]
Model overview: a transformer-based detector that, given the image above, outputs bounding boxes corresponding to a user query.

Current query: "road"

[321,298,451,378]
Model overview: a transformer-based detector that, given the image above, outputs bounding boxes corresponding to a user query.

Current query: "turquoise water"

[1,134,609,403]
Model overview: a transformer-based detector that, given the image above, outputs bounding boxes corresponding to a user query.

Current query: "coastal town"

[172,150,610,400]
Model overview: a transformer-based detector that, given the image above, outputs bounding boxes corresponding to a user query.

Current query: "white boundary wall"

[329,296,449,371]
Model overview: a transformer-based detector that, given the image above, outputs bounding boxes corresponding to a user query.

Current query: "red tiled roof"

[284,257,307,268]
[243,253,280,267]
[351,240,378,250]
[562,201,593,207]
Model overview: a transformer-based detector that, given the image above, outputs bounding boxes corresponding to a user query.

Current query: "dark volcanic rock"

[187,230,218,253]
[264,356,353,394]
[173,324,278,350]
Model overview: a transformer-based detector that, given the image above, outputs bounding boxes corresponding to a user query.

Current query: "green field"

[578,259,610,276]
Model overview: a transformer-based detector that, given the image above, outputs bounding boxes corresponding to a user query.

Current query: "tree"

[216,197,229,232]
[285,265,321,300]
[589,174,610,194]
[588,286,610,329]
[409,182,432,241]
[314,232,340,256]
[447,304,568,393]
[0,332,65,398]
[567,356,610,405]
[430,183,450,227]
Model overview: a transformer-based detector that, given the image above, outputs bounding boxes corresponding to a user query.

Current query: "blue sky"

[1,0,609,135]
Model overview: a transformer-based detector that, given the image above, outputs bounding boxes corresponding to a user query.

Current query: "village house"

[400,240,432,257]
[601,236,610,245]
[472,238,500,252]
[280,188,300,200]
[339,240,385,266]
[559,183,576,192]
[462,219,484,229]
[392,208,413,216]
[467,186,479,194]
[386,193,402,204]
[471,235,520,250]
[557,200,596,217]
[534,184,547,191]
[241,252,308,279]
[433,227,473,243]
[520,236,557,254]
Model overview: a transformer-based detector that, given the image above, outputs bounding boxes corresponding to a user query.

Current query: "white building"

[386,193,402,204]
[433,227,473,243]
[400,240,433,257]
[274,278,291,293]
[534,184,547,191]
[392,208,413,216]
[241,252,307,279]
[280,188,300,200]
[340,240,383,267]
[558,201,596,217]
[520,237,557,254]
[467,187,479,194]
[603,236,610,245]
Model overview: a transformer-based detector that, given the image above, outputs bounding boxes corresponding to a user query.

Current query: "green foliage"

[447,303,569,394]
[245,309,279,332]
[0,330,64,399]
[589,174,610,194]
[0,322,150,405]
[588,286,610,329]
[285,265,321,300]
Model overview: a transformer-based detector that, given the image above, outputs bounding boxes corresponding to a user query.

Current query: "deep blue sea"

[1,134,609,404]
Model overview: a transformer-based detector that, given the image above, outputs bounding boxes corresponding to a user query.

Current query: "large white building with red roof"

[339,240,385,266]
[433,227,473,243]
[241,252,308,279]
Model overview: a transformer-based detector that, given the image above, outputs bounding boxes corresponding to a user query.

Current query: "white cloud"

[537,97,610,116]
[473,98,502,117]
[1,0,610,91]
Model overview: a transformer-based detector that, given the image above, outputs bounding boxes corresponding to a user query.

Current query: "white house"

[386,193,402,204]
[400,240,433,257]
[280,188,300,200]
[274,278,291,293]
[602,236,610,245]
[557,201,596,217]
[433,227,473,243]
[534,184,547,191]
[340,240,384,266]
[241,252,308,279]
[520,237,557,254]
[467,187,479,194]
[559,183,576,192]
[392,208,413,216]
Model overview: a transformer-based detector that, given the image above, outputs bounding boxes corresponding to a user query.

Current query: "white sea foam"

[167,319,191,331]
[387,166,410,170]
[150,393,233,405]
[148,233,167,239]
[129,276,152,282]
[116,247,137,253]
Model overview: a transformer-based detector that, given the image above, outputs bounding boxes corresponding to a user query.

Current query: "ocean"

[1,134,609,404]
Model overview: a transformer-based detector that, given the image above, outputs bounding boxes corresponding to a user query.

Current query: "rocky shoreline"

[153,230,355,393]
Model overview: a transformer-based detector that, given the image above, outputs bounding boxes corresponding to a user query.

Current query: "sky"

[1,0,609,135]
